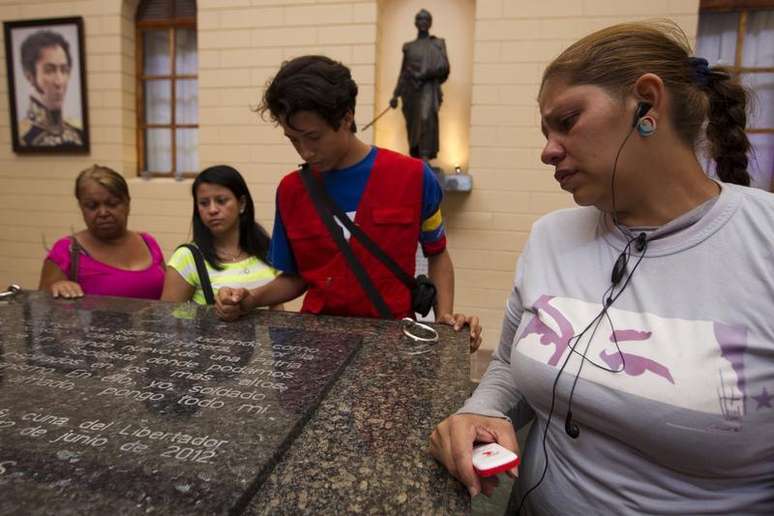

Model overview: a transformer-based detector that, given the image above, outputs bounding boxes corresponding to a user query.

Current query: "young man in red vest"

[215,55,481,350]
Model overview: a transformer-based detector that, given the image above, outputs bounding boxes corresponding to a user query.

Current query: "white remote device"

[471,442,520,478]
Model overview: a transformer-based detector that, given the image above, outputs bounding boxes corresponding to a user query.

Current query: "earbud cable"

[516,114,646,515]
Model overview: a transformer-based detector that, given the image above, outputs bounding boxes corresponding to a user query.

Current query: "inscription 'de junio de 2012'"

[0,407,228,464]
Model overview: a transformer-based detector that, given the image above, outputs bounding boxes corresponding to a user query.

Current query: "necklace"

[217,248,244,262]
[217,248,251,274]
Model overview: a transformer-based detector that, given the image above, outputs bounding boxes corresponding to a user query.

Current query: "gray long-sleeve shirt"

[462,183,774,515]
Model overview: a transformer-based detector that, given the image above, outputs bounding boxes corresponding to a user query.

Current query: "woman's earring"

[637,116,656,137]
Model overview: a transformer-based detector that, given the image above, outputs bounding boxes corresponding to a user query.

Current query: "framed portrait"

[3,17,89,153]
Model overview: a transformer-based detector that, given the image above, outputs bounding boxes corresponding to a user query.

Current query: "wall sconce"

[441,164,472,192]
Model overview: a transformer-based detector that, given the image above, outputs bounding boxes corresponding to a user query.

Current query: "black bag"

[299,165,437,318]
[410,274,437,317]
[68,235,82,282]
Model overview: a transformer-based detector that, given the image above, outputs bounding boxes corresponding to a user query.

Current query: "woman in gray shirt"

[431,21,774,515]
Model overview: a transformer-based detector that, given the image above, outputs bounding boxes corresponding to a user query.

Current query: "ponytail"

[703,68,751,186]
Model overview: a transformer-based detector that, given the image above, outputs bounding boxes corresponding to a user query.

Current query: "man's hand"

[437,313,482,352]
[430,413,519,497]
[49,280,84,299]
[389,97,399,109]
[215,287,252,321]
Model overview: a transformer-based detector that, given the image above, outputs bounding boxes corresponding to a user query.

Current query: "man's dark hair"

[258,55,358,132]
[20,30,72,77]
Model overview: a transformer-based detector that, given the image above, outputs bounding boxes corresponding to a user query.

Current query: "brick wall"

[0,0,138,290]
[0,0,379,316]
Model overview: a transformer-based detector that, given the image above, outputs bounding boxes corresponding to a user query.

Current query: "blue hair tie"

[689,57,711,87]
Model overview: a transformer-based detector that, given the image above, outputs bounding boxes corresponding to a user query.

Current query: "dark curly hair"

[257,55,358,132]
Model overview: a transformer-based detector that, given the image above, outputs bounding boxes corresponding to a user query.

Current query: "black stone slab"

[0,291,361,515]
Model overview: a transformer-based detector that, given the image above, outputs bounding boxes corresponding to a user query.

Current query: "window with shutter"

[697,1,774,191]
[136,0,198,178]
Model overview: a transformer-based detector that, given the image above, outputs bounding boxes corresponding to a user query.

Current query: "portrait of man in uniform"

[4,17,89,153]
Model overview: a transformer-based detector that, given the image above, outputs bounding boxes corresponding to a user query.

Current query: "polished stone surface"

[0,292,361,514]
[245,314,472,514]
[0,291,471,514]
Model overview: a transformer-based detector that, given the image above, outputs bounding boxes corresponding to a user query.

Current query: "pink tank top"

[46,233,165,299]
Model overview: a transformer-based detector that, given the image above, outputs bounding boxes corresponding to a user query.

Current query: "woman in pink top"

[38,165,165,299]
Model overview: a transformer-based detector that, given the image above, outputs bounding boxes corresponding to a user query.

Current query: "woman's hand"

[430,413,519,497]
[39,259,83,299]
[437,313,483,352]
[215,287,254,321]
[49,280,84,299]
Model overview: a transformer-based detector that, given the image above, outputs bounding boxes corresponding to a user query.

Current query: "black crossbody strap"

[179,244,215,305]
[299,165,393,319]
[308,171,417,290]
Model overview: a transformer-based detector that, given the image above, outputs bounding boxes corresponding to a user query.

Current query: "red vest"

[277,148,424,319]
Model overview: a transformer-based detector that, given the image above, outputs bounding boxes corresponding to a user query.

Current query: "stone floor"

[472,475,514,515]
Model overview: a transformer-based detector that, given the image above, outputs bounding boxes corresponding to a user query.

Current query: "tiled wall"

[0,0,699,354]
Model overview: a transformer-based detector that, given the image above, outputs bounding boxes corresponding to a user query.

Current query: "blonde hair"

[542,20,750,185]
[74,165,130,202]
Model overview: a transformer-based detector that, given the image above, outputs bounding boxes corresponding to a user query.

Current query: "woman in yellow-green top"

[161,165,282,309]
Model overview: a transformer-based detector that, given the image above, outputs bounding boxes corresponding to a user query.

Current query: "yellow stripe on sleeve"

[421,207,443,232]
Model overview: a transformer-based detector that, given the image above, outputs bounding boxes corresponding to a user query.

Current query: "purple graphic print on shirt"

[519,296,752,421]
[752,387,773,410]
[518,295,575,366]
[600,330,675,384]
[714,322,748,418]
[519,295,675,385]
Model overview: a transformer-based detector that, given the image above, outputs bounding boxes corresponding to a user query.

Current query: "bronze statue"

[390,9,449,161]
